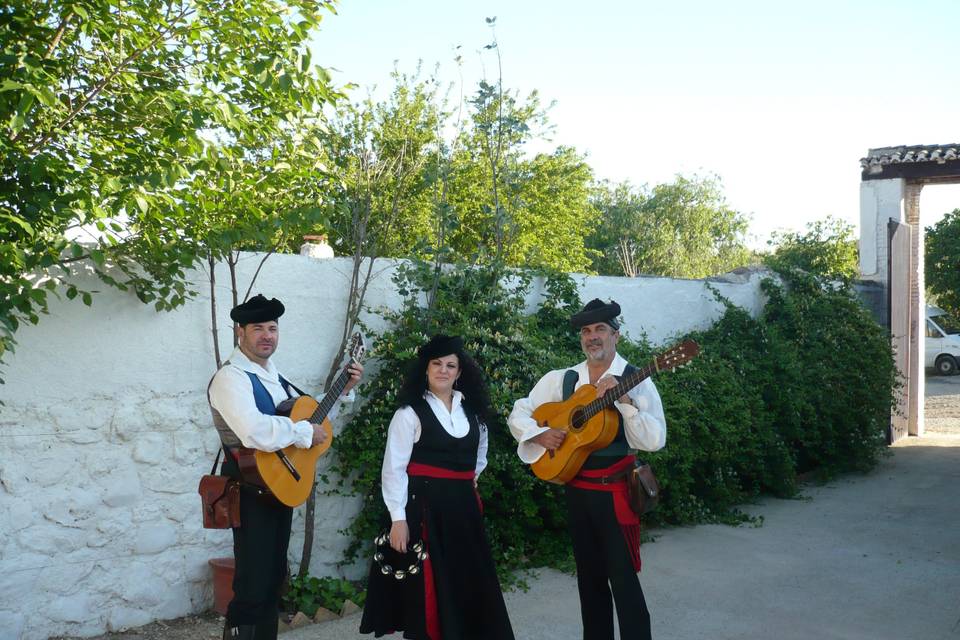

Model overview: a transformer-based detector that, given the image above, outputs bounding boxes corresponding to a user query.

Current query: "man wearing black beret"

[508,298,666,640]
[208,294,363,640]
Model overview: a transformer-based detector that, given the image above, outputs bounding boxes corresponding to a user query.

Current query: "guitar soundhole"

[570,407,586,432]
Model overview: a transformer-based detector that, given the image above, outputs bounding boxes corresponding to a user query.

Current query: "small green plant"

[282,574,366,617]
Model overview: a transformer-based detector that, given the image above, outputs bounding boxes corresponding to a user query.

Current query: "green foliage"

[318,67,598,274]
[322,68,446,260]
[282,574,365,617]
[331,261,584,579]
[763,216,859,281]
[333,261,896,577]
[587,175,751,278]
[925,209,960,318]
[0,0,341,378]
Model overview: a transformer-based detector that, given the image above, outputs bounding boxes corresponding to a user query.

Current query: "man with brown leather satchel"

[206,294,363,640]
[508,299,666,640]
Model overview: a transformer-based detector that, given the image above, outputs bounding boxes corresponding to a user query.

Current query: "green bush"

[282,574,365,617]
[331,261,896,577]
[330,262,582,579]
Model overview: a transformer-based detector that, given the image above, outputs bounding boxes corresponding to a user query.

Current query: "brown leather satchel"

[198,450,241,529]
[626,460,660,515]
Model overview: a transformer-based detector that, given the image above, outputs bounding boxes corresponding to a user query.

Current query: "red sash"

[406,462,480,639]
[568,455,641,572]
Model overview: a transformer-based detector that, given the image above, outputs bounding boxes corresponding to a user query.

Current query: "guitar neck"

[309,361,353,424]
[582,360,657,420]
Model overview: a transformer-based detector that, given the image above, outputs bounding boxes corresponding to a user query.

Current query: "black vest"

[408,397,480,472]
[562,364,637,469]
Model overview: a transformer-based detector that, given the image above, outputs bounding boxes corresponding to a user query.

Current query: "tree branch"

[45,10,73,59]
[19,4,196,150]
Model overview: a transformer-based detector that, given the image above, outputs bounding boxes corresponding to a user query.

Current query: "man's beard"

[585,345,608,361]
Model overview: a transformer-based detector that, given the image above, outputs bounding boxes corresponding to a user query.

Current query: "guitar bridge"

[275,450,301,481]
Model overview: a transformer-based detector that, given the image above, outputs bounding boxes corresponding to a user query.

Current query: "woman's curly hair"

[396,335,493,425]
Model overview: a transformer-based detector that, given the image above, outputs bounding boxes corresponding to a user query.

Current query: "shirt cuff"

[292,420,314,448]
[517,426,550,464]
[340,388,356,403]
[389,509,407,522]
[614,400,639,419]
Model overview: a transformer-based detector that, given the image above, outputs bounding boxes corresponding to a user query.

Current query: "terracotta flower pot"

[209,557,235,616]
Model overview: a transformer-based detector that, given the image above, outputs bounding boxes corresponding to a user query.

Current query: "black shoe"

[222,623,256,640]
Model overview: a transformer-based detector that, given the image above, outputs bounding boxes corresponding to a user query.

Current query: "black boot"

[222,622,256,640]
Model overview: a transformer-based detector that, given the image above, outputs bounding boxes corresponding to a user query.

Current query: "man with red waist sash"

[508,299,666,640]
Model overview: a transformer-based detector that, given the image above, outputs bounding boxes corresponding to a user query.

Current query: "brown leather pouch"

[199,474,241,529]
[626,460,661,515]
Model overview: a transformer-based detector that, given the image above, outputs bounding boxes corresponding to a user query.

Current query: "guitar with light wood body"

[530,339,699,484]
[238,334,365,507]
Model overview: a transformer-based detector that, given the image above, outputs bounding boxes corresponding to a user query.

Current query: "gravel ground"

[51,611,224,640]
[57,376,959,640]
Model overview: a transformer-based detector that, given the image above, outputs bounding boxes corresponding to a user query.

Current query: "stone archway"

[859,144,960,442]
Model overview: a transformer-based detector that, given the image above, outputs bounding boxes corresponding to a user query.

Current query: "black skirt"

[359,475,515,640]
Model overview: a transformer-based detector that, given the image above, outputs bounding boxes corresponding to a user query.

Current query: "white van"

[925,306,960,375]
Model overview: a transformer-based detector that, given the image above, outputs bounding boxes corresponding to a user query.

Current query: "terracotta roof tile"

[861,144,960,174]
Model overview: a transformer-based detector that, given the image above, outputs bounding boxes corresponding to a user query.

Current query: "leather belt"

[573,468,630,485]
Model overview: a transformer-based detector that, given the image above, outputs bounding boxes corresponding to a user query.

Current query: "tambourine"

[373,531,429,580]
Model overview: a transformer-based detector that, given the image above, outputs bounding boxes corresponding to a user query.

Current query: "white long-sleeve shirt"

[208,347,352,452]
[507,353,666,463]
[381,390,488,522]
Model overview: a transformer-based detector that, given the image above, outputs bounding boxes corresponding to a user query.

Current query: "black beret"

[419,334,464,360]
[230,294,285,325]
[570,298,621,330]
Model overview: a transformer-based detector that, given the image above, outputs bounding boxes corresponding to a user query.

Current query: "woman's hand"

[389,520,409,553]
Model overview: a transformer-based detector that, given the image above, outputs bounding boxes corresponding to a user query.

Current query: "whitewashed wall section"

[0,254,768,639]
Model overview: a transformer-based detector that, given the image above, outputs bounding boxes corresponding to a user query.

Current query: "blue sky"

[310,0,960,248]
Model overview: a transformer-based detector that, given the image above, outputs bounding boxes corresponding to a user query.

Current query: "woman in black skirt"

[359,334,515,640]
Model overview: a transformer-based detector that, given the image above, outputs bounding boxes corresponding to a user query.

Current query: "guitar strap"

[562,369,579,401]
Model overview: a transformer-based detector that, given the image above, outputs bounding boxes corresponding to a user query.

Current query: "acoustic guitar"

[530,339,699,484]
[237,333,366,507]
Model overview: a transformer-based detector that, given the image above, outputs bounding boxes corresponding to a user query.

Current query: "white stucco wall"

[0,254,768,640]
[859,177,905,280]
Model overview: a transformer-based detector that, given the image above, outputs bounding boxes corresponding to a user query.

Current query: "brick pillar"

[904,181,924,436]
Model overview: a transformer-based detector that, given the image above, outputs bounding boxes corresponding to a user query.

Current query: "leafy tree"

[0,0,341,376]
[323,68,448,260]
[763,215,859,281]
[925,209,960,317]
[587,175,751,278]
[444,85,596,272]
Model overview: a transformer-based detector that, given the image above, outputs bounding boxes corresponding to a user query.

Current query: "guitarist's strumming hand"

[311,424,328,446]
[532,428,566,450]
[595,375,630,404]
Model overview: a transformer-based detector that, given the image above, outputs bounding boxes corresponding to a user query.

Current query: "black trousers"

[227,485,293,633]
[566,486,651,640]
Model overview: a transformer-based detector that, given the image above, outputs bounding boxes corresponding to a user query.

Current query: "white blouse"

[381,390,488,522]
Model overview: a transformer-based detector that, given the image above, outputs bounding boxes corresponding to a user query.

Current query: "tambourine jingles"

[373,531,429,580]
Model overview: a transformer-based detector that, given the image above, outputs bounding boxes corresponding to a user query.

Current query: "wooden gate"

[888,220,912,443]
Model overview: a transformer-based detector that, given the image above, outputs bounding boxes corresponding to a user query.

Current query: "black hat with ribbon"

[230,294,285,325]
[418,334,464,360]
[569,298,621,330]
